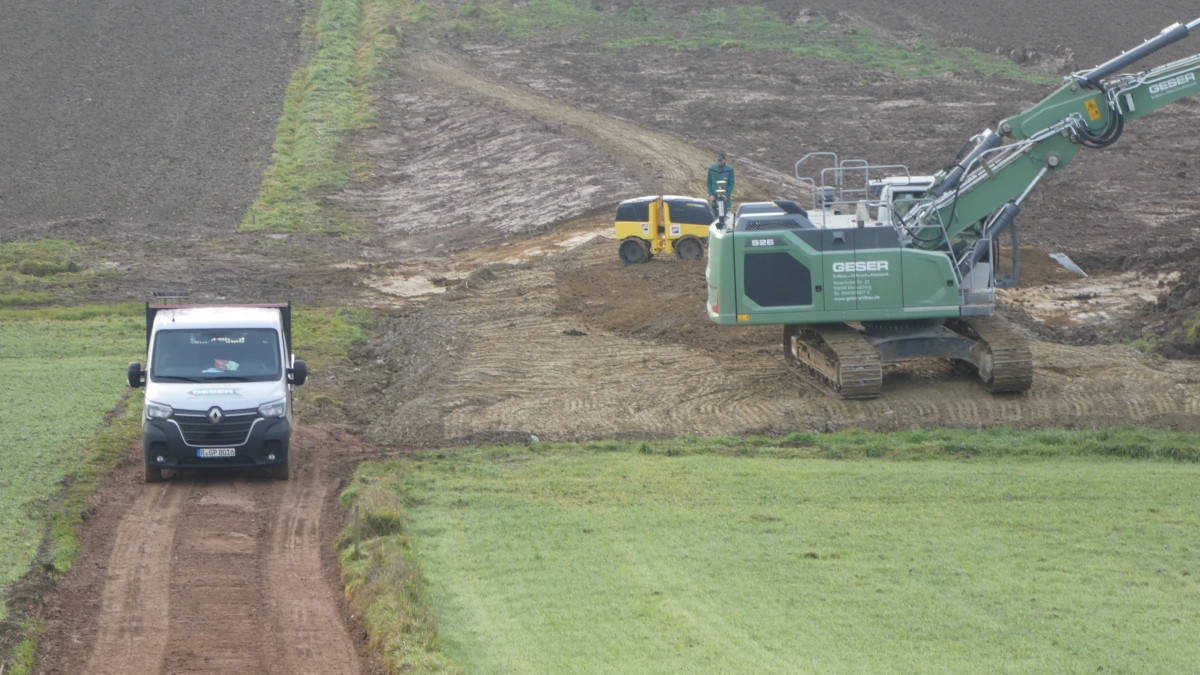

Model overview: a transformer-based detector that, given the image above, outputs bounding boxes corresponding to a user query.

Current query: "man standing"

[707,152,735,220]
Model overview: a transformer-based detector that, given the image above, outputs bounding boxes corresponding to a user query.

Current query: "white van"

[127,303,307,482]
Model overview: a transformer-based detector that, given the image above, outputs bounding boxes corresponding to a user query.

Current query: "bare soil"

[5,1,1200,673]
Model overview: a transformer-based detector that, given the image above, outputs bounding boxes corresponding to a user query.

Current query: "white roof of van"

[152,305,283,331]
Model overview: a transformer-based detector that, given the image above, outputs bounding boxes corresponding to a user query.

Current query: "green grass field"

[343,441,1200,673]
[0,309,142,620]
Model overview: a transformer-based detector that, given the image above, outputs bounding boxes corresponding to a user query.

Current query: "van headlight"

[146,401,173,420]
[258,400,287,419]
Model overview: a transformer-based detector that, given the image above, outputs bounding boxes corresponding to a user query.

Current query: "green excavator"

[706,17,1200,398]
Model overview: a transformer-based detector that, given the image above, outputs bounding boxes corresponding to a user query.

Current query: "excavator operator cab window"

[890,192,924,220]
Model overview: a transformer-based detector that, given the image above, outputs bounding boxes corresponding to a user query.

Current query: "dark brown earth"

[4,1,1200,673]
[0,0,305,234]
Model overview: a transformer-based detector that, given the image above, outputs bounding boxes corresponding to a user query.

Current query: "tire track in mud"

[425,264,795,440]
[161,480,267,674]
[47,434,362,675]
[264,455,361,675]
[82,483,188,674]
[410,52,792,202]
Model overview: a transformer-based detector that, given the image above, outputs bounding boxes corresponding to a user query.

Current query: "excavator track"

[951,316,1033,393]
[783,316,1031,399]
[784,324,883,399]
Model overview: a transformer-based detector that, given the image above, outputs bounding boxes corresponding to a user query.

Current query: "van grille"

[173,408,258,446]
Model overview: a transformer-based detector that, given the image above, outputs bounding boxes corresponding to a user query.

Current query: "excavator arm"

[904,18,1200,279]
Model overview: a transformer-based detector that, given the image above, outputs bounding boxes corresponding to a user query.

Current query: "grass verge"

[338,460,459,673]
[340,430,1200,673]
[0,307,144,595]
[240,0,404,235]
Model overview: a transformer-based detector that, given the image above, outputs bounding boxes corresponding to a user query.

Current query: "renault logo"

[208,407,224,424]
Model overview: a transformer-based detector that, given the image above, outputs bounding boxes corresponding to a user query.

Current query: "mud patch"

[1002,270,1180,327]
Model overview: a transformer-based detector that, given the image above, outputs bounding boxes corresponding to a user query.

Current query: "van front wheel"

[272,459,290,481]
[145,463,163,483]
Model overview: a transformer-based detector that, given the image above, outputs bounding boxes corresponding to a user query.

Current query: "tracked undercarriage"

[783,316,1033,399]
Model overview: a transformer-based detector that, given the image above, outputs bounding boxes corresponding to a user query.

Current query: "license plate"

[197,448,236,458]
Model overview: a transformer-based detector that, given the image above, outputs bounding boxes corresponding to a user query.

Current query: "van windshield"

[151,328,282,382]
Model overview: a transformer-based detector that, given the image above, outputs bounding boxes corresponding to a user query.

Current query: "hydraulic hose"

[1081,112,1124,148]
[1078,93,1125,148]
[928,130,1003,198]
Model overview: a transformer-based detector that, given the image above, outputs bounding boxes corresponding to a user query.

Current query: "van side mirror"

[127,362,146,388]
[288,359,308,386]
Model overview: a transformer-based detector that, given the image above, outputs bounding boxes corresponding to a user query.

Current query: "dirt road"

[35,428,368,675]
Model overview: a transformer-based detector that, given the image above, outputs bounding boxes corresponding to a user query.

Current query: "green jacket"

[707,163,734,201]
